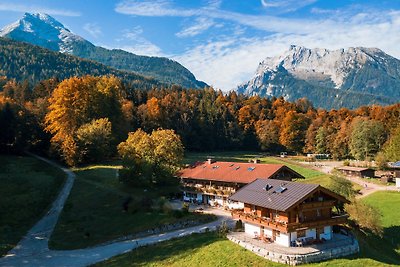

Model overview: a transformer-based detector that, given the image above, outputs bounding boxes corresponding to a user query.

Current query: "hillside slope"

[0,37,161,89]
[0,13,206,89]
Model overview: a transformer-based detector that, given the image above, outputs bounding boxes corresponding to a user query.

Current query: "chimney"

[253,159,260,164]
[207,158,216,165]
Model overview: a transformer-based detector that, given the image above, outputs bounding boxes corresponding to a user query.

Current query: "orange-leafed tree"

[45,75,124,165]
[279,110,310,153]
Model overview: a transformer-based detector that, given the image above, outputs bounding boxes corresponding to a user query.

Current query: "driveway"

[0,156,232,267]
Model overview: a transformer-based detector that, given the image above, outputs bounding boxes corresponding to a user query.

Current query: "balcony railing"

[181,183,236,196]
[232,210,348,233]
[298,200,336,211]
[231,210,289,233]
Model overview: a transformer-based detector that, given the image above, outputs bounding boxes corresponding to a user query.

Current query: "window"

[297,229,306,238]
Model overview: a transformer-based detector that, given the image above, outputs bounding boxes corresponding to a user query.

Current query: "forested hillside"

[0,38,161,90]
[1,75,399,166]
[0,13,207,89]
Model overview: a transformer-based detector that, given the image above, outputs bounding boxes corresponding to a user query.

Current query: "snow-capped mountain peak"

[237,45,400,109]
[0,12,86,53]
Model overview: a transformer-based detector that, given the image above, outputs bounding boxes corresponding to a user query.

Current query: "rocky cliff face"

[237,45,400,109]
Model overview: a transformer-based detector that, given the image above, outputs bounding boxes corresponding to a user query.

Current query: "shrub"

[217,221,230,237]
[345,200,383,236]
[235,220,243,231]
[140,196,153,212]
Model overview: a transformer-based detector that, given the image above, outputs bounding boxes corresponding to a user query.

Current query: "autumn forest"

[1,75,400,168]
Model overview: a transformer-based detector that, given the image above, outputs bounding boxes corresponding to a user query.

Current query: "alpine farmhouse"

[177,159,304,209]
[229,179,349,247]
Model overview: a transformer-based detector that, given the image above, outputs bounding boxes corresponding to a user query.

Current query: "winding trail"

[0,156,231,267]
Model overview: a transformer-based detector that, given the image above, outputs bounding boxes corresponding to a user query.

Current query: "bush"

[343,160,350,166]
[170,209,184,218]
[328,175,356,199]
[235,220,243,231]
[217,221,230,237]
[140,196,153,212]
[181,202,190,214]
[345,200,383,236]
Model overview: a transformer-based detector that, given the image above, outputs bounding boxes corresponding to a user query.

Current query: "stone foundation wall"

[227,235,359,265]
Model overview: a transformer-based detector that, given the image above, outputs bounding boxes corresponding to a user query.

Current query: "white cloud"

[121,26,144,40]
[115,0,195,17]
[115,1,400,91]
[115,0,335,35]
[176,17,215,38]
[83,23,102,38]
[117,26,164,57]
[260,0,317,12]
[120,43,163,57]
[174,10,400,91]
[0,3,80,16]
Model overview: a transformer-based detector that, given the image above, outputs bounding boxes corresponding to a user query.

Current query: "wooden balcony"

[232,210,348,233]
[231,210,289,233]
[287,215,348,232]
[182,183,236,196]
[298,200,336,211]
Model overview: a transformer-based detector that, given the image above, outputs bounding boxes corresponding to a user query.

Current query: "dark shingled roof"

[229,179,319,212]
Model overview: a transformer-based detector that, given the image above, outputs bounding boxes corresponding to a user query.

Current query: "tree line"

[1,75,399,166]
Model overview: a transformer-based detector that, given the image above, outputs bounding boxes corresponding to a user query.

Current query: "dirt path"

[297,159,398,198]
[0,155,231,267]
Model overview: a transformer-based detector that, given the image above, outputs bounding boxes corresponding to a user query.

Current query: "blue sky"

[1,0,400,90]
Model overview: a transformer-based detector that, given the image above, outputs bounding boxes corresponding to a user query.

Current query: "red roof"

[177,161,301,184]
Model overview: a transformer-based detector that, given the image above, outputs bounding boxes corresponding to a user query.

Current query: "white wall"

[396,178,400,188]
[275,232,290,247]
[263,228,273,238]
[290,231,297,242]
[244,223,260,237]
[227,201,244,210]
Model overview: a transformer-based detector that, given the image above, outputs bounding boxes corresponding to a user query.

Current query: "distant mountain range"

[237,45,400,109]
[0,13,206,89]
[0,37,161,89]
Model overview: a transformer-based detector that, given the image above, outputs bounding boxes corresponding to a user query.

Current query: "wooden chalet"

[229,179,349,247]
[337,166,375,178]
[176,159,304,208]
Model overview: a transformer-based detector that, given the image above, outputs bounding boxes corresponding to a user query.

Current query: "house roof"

[229,179,348,212]
[337,166,372,172]
[177,161,304,184]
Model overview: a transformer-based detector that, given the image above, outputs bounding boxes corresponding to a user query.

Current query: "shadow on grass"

[94,232,221,266]
[345,226,400,265]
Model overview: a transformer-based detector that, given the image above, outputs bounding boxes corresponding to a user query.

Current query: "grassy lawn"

[362,191,400,255]
[93,191,400,267]
[49,164,215,250]
[0,155,66,256]
[93,231,393,267]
